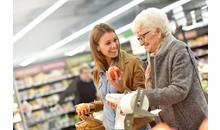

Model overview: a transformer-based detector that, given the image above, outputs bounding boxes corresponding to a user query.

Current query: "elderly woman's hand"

[106,70,125,93]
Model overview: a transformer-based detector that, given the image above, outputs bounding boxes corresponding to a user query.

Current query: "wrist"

[118,86,125,93]
[88,103,95,109]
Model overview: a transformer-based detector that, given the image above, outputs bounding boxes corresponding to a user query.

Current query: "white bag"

[93,110,103,121]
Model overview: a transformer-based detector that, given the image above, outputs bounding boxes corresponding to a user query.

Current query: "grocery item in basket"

[75,103,88,113]
[108,66,120,80]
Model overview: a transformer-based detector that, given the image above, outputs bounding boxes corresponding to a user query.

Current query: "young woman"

[76,23,153,130]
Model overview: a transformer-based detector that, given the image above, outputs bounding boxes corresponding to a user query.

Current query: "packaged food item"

[23,101,33,118]
[24,76,34,87]
[33,73,47,84]
[42,97,48,106]
[15,79,26,89]
[61,80,69,88]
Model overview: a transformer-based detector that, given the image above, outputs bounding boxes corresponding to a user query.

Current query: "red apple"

[108,66,120,80]
[199,117,208,130]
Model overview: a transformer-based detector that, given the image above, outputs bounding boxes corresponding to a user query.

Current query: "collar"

[80,77,91,83]
[156,34,176,56]
[99,60,115,74]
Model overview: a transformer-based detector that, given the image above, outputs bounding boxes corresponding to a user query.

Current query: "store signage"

[41,60,66,72]
[66,53,92,67]
[130,37,146,55]
[13,66,41,78]
[177,30,197,40]
[122,29,135,38]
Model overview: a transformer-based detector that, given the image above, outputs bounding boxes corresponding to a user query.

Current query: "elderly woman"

[131,8,208,130]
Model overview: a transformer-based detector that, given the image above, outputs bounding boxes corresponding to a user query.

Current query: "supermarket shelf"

[21,88,67,101]
[48,121,76,130]
[27,108,75,126]
[195,50,208,58]
[190,43,208,50]
[32,97,74,111]
[17,74,77,91]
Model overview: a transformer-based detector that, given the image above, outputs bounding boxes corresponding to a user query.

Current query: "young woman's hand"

[76,103,95,117]
[106,100,117,109]
[106,71,125,93]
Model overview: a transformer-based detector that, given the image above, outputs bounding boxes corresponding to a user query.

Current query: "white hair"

[132,7,171,36]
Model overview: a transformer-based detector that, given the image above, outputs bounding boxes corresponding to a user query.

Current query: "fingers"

[87,104,90,113]
[119,71,124,81]
[77,105,90,117]
[106,101,117,109]
[106,71,112,81]
[114,71,118,80]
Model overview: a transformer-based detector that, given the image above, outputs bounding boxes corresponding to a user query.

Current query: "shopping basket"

[75,114,105,130]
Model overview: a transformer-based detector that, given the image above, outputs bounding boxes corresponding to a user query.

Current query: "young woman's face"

[97,32,119,61]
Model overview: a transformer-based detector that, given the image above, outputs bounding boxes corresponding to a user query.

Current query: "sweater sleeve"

[145,45,194,107]
[58,80,77,105]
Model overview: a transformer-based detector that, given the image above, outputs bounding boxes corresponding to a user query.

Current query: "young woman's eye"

[106,42,110,45]
[114,38,118,42]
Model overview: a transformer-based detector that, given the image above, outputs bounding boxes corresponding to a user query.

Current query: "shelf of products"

[14,64,83,130]
[27,102,75,126]
[184,32,208,102]
[19,79,72,101]
[187,34,208,60]
[29,114,80,130]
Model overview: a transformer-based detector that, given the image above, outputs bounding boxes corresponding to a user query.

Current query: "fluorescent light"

[115,23,133,34]
[65,46,86,56]
[13,0,68,44]
[182,21,208,31]
[161,0,191,13]
[45,0,144,53]
[114,0,191,37]
[201,5,208,10]
[19,57,36,66]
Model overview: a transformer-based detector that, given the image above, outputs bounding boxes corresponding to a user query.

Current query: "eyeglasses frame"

[137,31,151,42]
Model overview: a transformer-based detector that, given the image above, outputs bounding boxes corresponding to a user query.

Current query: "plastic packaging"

[23,101,33,118]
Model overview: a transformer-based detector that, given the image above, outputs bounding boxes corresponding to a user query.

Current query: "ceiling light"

[19,57,36,66]
[13,0,68,44]
[182,21,208,31]
[114,0,191,36]
[115,23,134,34]
[64,46,86,56]
[45,0,144,53]
[201,6,208,10]
[160,0,191,13]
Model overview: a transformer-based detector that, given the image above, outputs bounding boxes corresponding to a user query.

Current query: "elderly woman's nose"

[139,41,144,46]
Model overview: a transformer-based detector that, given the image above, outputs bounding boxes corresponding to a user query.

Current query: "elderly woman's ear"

[156,27,162,38]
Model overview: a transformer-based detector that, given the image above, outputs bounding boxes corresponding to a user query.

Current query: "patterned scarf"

[145,34,169,89]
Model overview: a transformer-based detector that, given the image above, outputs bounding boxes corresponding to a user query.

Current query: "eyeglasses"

[137,31,150,42]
